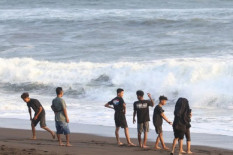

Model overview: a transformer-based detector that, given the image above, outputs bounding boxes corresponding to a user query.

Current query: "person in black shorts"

[170,98,192,155]
[133,90,154,148]
[21,92,55,140]
[153,95,172,150]
[105,88,135,146]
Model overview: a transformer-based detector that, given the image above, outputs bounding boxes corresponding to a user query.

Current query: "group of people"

[105,88,192,155]
[21,87,72,147]
[20,87,192,155]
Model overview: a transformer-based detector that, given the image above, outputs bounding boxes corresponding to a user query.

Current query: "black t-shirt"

[153,105,164,127]
[134,100,153,124]
[27,98,45,116]
[108,97,125,114]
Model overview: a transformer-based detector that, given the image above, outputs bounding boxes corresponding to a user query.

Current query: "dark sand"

[0,128,233,155]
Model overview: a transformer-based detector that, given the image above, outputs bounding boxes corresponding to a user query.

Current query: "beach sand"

[0,128,232,155]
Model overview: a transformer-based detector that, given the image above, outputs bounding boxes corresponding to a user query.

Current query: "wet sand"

[0,128,232,155]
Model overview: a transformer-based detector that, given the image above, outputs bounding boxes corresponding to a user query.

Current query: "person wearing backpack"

[51,87,72,147]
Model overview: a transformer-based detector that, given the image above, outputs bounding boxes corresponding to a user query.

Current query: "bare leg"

[155,135,161,149]
[41,126,55,139]
[187,141,192,154]
[124,127,135,146]
[159,132,169,150]
[179,139,186,154]
[138,133,142,147]
[31,124,36,140]
[171,138,178,154]
[57,134,64,146]
[142,132,148,148]
[66,134,72,147]
[115,127,123,145]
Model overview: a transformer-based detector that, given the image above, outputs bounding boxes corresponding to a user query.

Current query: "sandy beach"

[0,128,232,155]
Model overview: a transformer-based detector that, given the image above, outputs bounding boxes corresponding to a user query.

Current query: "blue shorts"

[55,121,70,135]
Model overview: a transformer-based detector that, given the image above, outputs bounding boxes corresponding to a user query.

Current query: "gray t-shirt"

[52,97,67,122]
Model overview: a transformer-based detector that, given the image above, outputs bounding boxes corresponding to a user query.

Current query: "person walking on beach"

[170,98,192,155]
[21,93,55,140]
[51,87,72,147]
[133,90,154,148]
[105,88,135,146]
[153,95,172,150]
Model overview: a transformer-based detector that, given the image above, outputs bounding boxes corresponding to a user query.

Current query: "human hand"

[168,122,173,125]
[66,118,70,123]
[33,116,38,120]
[147,93,152,98]
[133,118,136,124]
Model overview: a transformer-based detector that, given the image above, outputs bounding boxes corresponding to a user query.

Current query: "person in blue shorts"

[51,87,72,147]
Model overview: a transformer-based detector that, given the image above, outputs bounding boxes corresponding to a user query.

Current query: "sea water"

[0,0,233,136]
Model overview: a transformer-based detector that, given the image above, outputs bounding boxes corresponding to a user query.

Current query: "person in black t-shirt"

[105,88,135,146]
[21,92,55,140]
[133,90,154,148]
[153,95,172,150]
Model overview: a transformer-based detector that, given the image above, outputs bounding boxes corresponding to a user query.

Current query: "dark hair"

[136,90,144,97]
[159,95,168,101]
[174,98,189,117]
[21,92,29,99]
[117,88,124,94]
[56,87,63,95]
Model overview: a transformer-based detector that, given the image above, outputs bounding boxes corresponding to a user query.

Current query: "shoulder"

[134,101,139,105]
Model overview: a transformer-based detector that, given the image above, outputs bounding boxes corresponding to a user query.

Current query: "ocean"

[0,0,233,136]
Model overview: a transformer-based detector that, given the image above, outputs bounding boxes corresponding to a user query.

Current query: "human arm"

[133,110,137,124]
[161,112,172,125]
[123,103,126,115]
[63,107,69,123]
[28,107,32,121]
[33,106,43,120]
[104,103,114,109]
[147,93,155,107]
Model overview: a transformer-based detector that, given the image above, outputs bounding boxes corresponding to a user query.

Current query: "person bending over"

[21,93,55,140]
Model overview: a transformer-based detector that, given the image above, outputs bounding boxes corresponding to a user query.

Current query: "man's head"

[136,90,144,100]
[159,95,168,105]
[56,87,63,97]
[117,88,124,98]
[21,92,30,103]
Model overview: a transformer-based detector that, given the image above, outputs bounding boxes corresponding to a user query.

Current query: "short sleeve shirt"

[108,97,125,114]
[153,105,164,127]
[134,100,153,124]
[27,98,45,116]
[52,97,67,122]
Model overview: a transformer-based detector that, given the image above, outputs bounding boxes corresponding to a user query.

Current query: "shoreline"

[0,118,233,151]
[0,128,233,155]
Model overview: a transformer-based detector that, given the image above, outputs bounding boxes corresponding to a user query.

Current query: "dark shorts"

[31,113,46,128]
[56,121,71,135]
[155,126,162,134]
[174,129,185,140]
[137,121,149,134]
[185,128,191,141]
[115,113,128,128]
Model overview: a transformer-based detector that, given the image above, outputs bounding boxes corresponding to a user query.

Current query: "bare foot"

[187,151,193,154]
[66,143,72,147]
[163,146,170,150]
[52,132,56,139]
[128,142,136,147]
[30,137,37,140]
[155,146,162,150]
[59,143,65,146]
[117,142,124,146]
[179,151,186,154]
[142,145,149,149]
